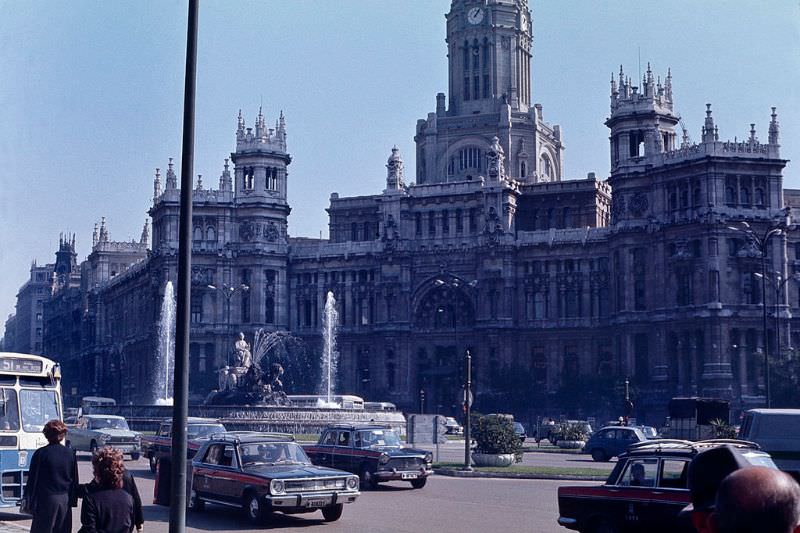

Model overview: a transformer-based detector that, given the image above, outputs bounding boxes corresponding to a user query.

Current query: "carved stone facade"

[26,1,798,423]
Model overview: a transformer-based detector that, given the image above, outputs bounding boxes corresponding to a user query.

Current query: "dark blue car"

[186,432,360,524]
[584,426,647,462]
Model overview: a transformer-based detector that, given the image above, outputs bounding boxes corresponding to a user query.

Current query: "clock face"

[467,7,484,25]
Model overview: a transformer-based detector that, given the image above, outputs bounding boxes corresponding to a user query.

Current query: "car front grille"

[283,477,346,493]
[107,437,138,445]
[386,457,424,470]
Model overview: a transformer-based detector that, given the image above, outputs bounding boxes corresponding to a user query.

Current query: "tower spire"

[702,104,716,143]
[153,168,162,201]
[165,157,177,189]
[385,146,404,192]
[768,107,780,145]
[140,219,150,245]
[219,158,232,191]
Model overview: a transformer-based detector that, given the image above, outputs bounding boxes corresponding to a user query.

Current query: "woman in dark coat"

[78,446,143,531]
[78,447,134,533]
[25,419,79,533]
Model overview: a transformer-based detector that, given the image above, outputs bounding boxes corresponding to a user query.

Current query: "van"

[738,408,800,474]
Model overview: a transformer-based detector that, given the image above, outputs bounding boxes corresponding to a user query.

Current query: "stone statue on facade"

[234,332,252,368]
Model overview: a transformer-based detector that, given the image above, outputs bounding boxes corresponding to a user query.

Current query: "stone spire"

[277,110,287,148]
[701,104,716,143]
[92,223,99,246]
[236,109,245,142]
[749,123,758,144]
[768,107,780,145]
[140,219,149,245]
[385,146,404,192]
[99,217,109,242]
[165,157,177,189]
[219,158,232,191]
[153,168,162,201]
[665,68,673,101]
[255,106,267,140]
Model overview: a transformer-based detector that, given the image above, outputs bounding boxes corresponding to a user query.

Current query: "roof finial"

[702,104,716,143]
[769,107,780,145]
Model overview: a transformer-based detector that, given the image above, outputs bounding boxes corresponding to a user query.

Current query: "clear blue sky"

[1,1,799,324]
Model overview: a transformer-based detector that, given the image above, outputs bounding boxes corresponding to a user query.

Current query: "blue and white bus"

[0,352,62,507]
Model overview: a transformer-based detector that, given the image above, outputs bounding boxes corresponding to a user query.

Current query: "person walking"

[78,446,144,532]
[78,447,135,533]
[24,419,78,533]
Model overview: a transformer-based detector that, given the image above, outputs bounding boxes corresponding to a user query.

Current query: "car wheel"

[130,453,140,461]
[321,503,343,522]
[410,477,427,489]
[149,456,158,474]
[89,440,98,453]
[591,449,608,462]
[588,519,618,533]
[188,489,205,512]
[359,464,378,490]
[244,492,266,525]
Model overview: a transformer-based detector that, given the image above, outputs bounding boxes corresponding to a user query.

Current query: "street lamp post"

[207,283,249,366]
[755,271,800,379]
[728,211,791,408]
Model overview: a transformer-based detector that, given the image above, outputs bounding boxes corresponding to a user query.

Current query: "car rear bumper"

[557,516,579,530]
[267,490,360,511]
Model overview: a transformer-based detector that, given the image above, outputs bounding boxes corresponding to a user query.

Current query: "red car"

[557,439,775,533]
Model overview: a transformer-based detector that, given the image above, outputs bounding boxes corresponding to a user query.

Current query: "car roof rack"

[626,438,761,455]
[209,431,295,443]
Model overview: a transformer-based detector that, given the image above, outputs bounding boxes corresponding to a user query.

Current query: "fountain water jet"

[318,291,339,408]
[154,281,176,405]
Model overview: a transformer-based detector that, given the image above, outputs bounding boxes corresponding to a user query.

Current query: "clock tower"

[414,0,564,184]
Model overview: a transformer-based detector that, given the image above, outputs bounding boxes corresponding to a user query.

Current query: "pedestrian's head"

[43,419,68,444]
[683,445,776,532]
[712,467,800,533]
[92,447,125,490]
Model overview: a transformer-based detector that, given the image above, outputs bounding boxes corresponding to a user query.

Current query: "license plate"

[401,473,418,479]
[306,498,328,508]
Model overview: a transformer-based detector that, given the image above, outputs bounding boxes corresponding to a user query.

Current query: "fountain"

[154,281,176,405]
[317,291,339,408]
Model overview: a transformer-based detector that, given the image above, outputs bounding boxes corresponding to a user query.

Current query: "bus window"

[0,389,19,431]
[19,389,59,433]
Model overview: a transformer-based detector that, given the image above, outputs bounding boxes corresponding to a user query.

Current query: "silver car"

[68,415,142,460]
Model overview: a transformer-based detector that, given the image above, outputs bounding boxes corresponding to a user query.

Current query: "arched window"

[740,187,751,206]
[243,167,255,190]
[540,155,552,179]
[265,296,275,324]
[206,226,216,242]
[193,226,202,241]
[463,40,469,70]
[725,186,736,205]
[520,161,527,178]
[472,39,479,69]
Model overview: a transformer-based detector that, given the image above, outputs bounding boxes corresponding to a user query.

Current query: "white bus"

[0,352,63,508]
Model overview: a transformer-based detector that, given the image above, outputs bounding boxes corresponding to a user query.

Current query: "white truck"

[738,408,800,477]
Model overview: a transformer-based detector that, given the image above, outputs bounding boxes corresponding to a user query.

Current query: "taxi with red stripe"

[304,424,433,489]
[188,432,359,524]
[557,439,773,533]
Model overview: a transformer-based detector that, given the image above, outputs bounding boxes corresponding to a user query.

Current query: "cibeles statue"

[234,332,252,368]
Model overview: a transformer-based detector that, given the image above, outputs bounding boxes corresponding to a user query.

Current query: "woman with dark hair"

[25,419,78,533]
[78,447,134,533]
[78,446,143,531]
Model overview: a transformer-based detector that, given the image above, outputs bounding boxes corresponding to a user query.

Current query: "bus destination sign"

[0,358,43,374]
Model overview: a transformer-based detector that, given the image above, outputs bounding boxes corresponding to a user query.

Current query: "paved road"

[0,454,594,532]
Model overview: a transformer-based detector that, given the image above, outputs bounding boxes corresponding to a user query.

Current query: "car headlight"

[270,479,285,495]
[98,434,110,443]
[424,453,433,464]
[378,453,390,465]
[346,476,359,490]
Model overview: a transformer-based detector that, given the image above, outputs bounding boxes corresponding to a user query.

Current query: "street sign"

[407,414,448,445]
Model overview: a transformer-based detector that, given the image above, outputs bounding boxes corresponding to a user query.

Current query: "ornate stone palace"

[6,0,798,423]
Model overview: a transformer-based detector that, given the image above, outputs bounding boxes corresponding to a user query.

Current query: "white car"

[68,414,141,460]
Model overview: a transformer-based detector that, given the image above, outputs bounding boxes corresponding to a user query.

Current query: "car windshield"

[88,418,129,430]
[514,422,524,432]
[188,424,225,438]
[355,429,402,448]
[20,389,60,433]
[239,441,310,466]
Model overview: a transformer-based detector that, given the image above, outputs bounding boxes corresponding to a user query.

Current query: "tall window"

[191,295,202,324]
[351,222,358,241]
[415,212,422,236]
[442,210,450,234]
[464,77,470,101]
[428,212,436,236]
[363,221,371,241]
[455,209,463,233]
[632,248,646,310]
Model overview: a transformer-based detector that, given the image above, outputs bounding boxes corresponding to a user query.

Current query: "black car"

[557,439,776,533]
[304,424,433,489]
[184,432,360,524]
[513,422,527,443]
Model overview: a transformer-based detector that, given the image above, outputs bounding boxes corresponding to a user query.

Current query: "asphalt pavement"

[0,451,596,532]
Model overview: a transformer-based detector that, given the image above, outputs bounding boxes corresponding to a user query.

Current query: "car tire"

[321,503,343,522]
[90,440,98,453]
[149,456,158,474]
[359,464,378,490]
[591,449,608,462]
[130,453,140,461]
[188,489,205,512]
[410,477,427,489]
[244,492,266,525]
